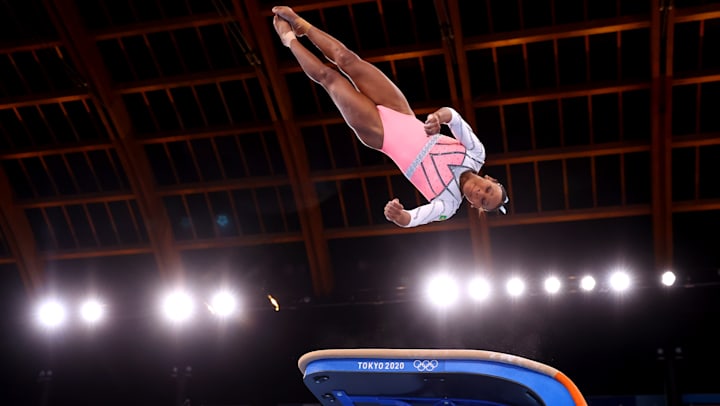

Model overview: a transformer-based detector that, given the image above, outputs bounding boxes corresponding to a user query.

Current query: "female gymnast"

[272,6,508,227]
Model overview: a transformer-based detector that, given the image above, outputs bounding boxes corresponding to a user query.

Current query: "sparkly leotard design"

[376,106,486,227]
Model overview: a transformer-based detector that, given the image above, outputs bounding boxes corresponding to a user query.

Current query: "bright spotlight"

[544,276,562,295]
[609,270,631,292]
[426,274,460,308]
[208,291,237,318]
[661,271,676,287]
[37,299,67,329]
[162,290,195,323]
[580,275,596,291]
[468,276,491,301]
[80,299,105,324]
[505,277,525,297]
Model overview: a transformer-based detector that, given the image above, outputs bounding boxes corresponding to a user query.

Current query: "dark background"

[0,0,719,405]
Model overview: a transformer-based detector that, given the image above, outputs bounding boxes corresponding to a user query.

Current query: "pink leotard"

[377,105,467,201]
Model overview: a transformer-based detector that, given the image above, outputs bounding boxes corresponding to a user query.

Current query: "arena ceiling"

[1,0,719,405]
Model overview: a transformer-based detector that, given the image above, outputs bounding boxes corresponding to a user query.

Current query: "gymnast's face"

[463,174,504,212]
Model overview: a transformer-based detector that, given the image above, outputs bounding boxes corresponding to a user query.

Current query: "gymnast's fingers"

[384,199,402,219]
[424,122,437,135]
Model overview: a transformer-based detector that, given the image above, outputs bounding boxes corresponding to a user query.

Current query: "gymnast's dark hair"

[485,181,509,215]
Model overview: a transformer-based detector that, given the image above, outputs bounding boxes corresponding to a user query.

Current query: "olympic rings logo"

[412,359,439,371]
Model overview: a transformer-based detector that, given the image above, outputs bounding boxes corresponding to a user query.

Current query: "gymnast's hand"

[424,113,441,136]
[384,198,410,227]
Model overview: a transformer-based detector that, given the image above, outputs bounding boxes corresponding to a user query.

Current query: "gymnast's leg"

[273,15,385,149]
[273,6,413,116]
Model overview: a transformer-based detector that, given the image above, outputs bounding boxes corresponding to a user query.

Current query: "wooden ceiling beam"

[649,0,675,272]
[464,16,650,51]
[0,38,61,55]
[38,231,305,261]
[672,72,720,86]
[16,192,137,209]
[0,90,88,110]
[321,206,654,237]
[673,199,720,212]
[474,82,650,107]
[489,205,651,226]
[115,68,257,94]
[136,125,276,144]
[674,3,720,22]
[94,13,236,41]
[0,141,112,160]
[43,246,154,261]
[672,132,720,148]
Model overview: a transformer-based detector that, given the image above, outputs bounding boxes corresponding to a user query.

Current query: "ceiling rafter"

[43,0,183,281]
[472,82,651,107]
[93,13,236,41]
[673,199,720,212]
[674,2,720,22]
[0,39,61,55]
[322,205,654,237]
[114,67,257,94]
[0,91,88,110]
[649,0,674,272]
[0,141,111,160]
[464,15,651,51]
[230,0,334,296]
[136,125,276,144]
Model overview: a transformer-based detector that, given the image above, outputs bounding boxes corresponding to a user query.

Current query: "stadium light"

[544,276,562,295]
[661,270,677,287]
[79,299,105,324]
[505,277,525,298]
[37,299,67,329]
[467,276,491,302]
[609,270,631,292]
[208,290,238,318]
[426,274,460,308]
[580,275,596,291]
[162,290,195,323]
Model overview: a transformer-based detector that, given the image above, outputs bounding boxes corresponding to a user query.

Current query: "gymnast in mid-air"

[272,6,508,228]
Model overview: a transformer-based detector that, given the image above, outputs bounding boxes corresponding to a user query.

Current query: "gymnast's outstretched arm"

[384,197,459,228]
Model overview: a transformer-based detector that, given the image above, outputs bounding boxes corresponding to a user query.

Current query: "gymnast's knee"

[333,47,362,70]
[311,64,342,86]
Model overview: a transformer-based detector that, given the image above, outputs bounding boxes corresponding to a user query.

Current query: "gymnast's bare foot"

[273,15,296,47]
[272,6,311,37]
